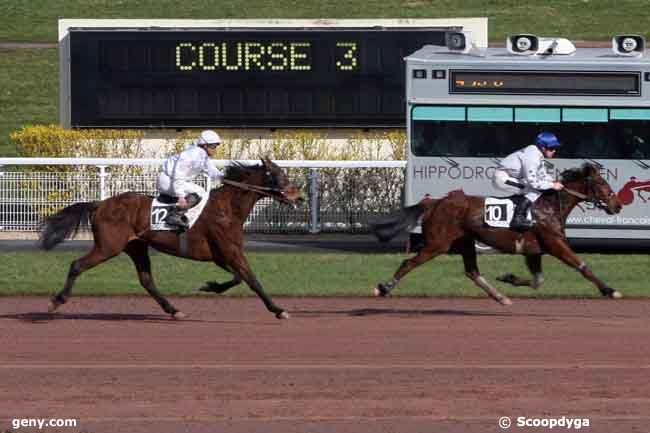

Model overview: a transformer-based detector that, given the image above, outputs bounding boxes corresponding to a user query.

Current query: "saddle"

[150,193,208,231]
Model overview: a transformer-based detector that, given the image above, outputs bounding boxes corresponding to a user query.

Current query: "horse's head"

[561,163,622,215]
[259,158,303,206]
[224,158,303,207]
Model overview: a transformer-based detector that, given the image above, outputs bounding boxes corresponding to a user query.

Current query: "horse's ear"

[261,157,272,169]
[584,163,598,176]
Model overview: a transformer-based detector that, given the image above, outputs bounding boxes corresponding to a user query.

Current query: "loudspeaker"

[507,34,539,55]
[507,35,576,55]
[445,31,473,54]
[612,35,645,56]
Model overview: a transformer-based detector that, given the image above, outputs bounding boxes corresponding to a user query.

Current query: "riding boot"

[510,198,534,231]
[185,193,201,209]
[165,207,190,230]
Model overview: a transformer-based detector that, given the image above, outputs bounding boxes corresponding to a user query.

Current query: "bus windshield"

[411,106,650,159]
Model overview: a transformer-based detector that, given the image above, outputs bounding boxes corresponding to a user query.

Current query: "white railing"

[0,158,406,233]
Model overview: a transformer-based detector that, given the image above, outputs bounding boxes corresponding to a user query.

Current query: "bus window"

[412,121,541,157]
[411,106,650,159]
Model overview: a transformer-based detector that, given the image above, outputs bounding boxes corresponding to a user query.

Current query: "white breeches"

[492,170,541,202]
[157,172,206,198]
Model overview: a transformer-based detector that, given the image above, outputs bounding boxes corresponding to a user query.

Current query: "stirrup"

[165,213,189,229]
[510,217,534,231]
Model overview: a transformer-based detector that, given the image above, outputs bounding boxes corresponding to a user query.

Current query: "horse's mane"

[223,162,263,182]
[560,163,597,183]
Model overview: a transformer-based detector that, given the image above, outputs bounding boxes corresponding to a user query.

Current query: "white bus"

[404,40,650,248]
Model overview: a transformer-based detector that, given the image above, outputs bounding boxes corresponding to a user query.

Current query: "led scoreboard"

[67,27,456,128]
[450,70,641,95]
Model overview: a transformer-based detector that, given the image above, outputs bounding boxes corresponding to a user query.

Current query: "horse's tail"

[38,202,99,251]
[370,198,439,242]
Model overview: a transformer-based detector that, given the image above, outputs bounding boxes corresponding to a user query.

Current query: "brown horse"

[39,158,303,319]
[371,163,623,304]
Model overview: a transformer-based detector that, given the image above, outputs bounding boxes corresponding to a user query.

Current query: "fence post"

[309,168,320,234]
[97,165,108,200]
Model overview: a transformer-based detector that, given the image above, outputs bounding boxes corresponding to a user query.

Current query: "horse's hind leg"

[458,238,512,306]
[374,241,448,297]
[49,247,116,312]
[199,274,242,294]
[497,255,545,289]
[124,240,184,319]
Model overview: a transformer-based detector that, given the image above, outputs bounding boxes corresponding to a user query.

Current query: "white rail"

[0,158,406,234]
[0,158,406,168]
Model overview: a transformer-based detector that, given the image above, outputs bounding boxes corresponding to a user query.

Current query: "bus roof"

[406,46,650,67]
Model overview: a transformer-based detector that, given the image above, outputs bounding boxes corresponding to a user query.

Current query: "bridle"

[564,176,610,211]
[222,177,290,203]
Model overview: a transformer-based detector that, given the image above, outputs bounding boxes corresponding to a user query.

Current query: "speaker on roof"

[507,34,539,55]
[612,35,645,57]
[445,31,473,54]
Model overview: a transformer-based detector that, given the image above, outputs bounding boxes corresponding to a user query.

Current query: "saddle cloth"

[150,193,209,231]
[483,197,517,228]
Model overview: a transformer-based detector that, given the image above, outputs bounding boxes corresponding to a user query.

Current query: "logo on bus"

[617,177,650,205]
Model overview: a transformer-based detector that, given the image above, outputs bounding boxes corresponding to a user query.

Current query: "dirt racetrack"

[1,296,649,433]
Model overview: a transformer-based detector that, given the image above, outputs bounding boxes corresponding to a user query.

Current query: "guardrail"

[0,158,406,234]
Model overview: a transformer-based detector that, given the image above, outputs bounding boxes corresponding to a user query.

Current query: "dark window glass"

[411,120,650,159]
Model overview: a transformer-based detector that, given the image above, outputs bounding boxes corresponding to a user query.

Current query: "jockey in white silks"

[157,130,225,229]
[492,131,565,230]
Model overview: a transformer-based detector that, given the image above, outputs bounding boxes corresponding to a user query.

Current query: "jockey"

[492,131,564,230]
[157,130,225,229]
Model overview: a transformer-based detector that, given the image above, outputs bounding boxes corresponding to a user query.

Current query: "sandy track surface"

[1,297,649,433]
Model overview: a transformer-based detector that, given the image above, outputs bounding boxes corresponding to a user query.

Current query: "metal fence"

[0,158,406,233]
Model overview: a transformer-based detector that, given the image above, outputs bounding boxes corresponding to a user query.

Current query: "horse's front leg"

[374,241,448,296]
[542,236,622,298]
[222,250,288,319]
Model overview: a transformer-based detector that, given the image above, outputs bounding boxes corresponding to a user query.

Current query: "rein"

[563,187,588,200]
[563,179,608,210]
[222,179,282,200]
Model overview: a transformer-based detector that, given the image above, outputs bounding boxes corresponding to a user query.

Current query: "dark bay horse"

[39,158,303,319]
[371,163,623,305]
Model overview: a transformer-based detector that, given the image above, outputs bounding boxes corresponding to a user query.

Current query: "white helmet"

[197,130,221,147]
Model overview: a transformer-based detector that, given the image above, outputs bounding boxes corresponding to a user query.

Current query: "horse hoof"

[173,311,186,320]
[47,300,59,313]
[373,285,389,297]
[276,311,290,320]
[498,297,513,306]
[610,291,623,299]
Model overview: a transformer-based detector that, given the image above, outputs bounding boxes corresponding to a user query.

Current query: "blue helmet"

[535,132,561,149]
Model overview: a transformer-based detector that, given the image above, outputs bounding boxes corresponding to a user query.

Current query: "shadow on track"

[293,307,514,318]
[0,311,284,325]
[0,312,191,323]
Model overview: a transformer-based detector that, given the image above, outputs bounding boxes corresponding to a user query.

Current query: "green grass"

[0,251,648,298]
[0,48,58,156]
[1,0,649,42]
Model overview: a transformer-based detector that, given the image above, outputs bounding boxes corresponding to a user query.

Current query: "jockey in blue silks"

[492,131,565,230]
